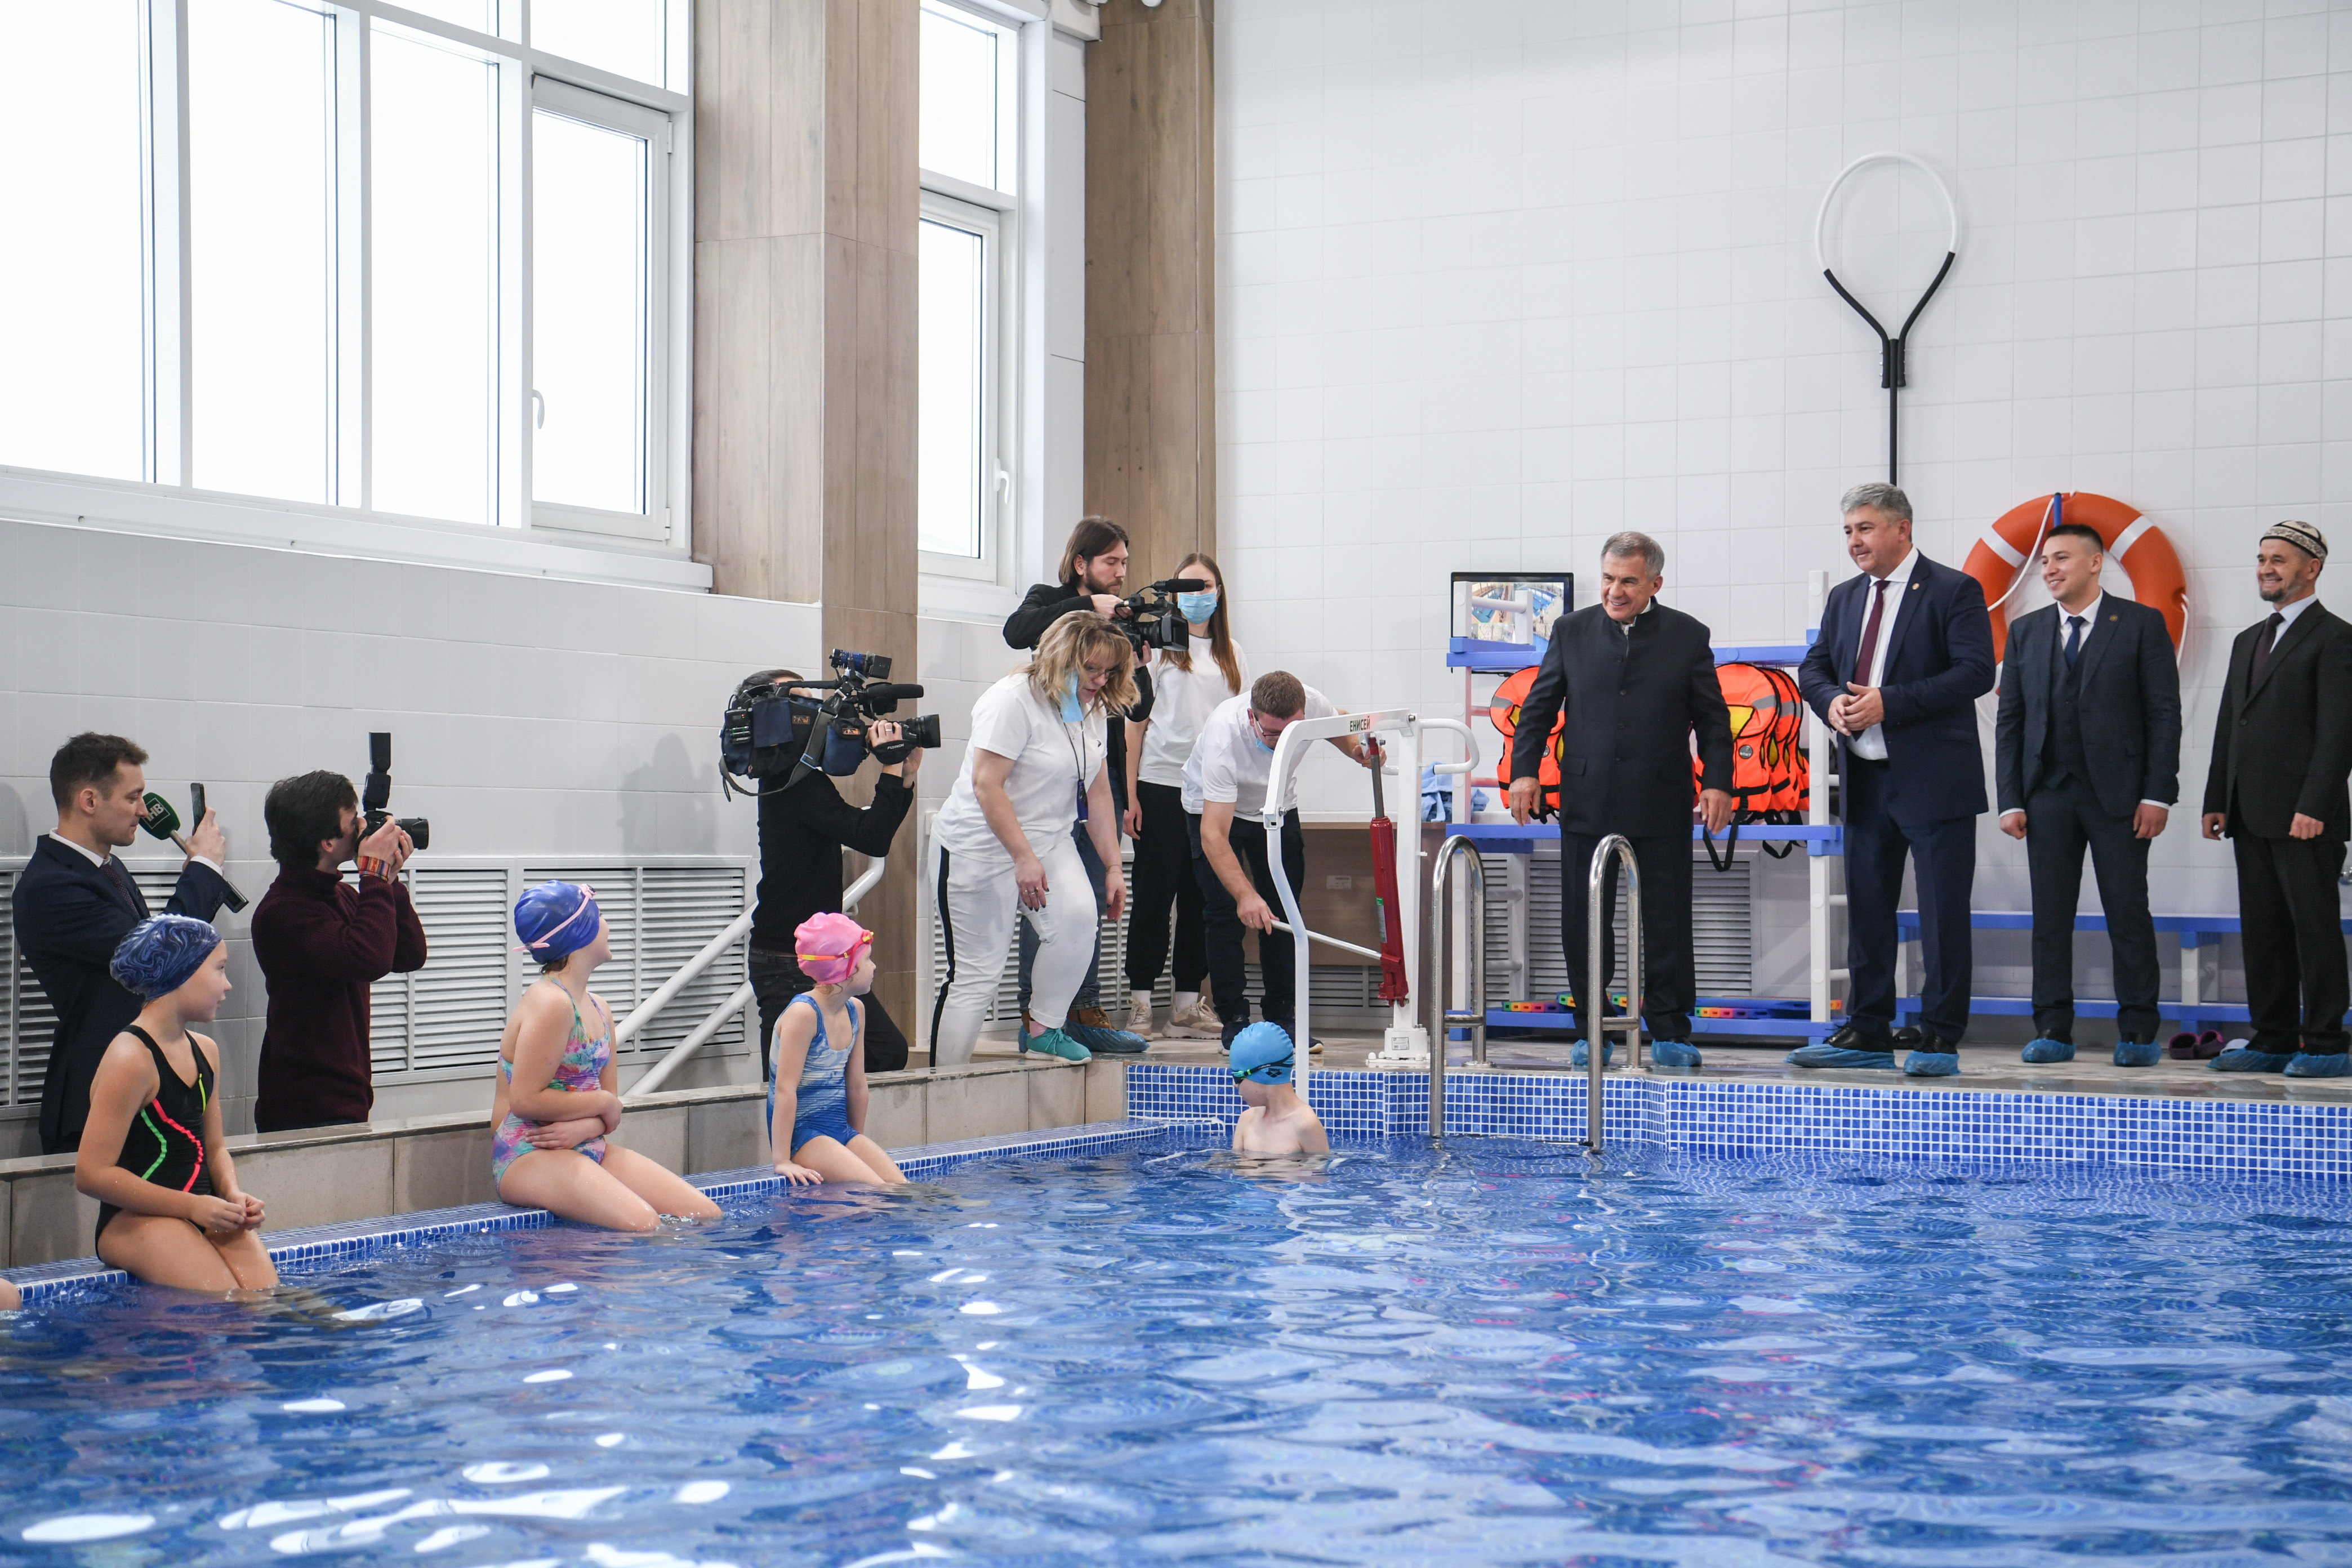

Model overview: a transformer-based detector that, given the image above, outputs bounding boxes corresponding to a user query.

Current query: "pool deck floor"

[934,1029,2352,1105]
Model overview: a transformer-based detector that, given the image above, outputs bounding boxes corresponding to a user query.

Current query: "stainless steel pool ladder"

[1585,835,1642,1155]
[1429,835,1486,1135]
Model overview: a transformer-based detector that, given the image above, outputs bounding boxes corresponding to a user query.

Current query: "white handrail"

[625,981,757,1099]
[843,854,885,913]
[613,907,754,1046]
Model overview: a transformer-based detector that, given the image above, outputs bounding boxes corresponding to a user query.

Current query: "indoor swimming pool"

[7,1130,2352,1565]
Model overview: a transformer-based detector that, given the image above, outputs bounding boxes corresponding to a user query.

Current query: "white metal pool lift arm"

[1260,709,1478,1102]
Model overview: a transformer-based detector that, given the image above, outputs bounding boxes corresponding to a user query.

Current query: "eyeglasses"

[1248,712,1288,744]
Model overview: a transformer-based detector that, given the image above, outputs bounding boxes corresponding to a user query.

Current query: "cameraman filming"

[746,670,921,1075]
[252,771,428,1132]
[997,516,1153,1054]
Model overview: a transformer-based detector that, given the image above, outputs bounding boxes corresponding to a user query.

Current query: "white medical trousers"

[930,834,1098,1066]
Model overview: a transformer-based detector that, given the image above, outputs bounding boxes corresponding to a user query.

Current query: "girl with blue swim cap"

[488,881,719,1231]
[73,915,278,1293]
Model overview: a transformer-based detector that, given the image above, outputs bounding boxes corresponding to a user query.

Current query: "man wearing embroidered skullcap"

[2199,522,2352,1077]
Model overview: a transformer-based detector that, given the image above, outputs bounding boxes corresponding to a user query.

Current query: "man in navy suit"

[10,733,236,1153]
[1796,483,1997,1075]
[1993,520,2181,1066]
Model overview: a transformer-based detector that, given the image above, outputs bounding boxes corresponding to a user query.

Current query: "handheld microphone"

[139,790,249,913]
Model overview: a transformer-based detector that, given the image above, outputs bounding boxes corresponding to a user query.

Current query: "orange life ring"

[1962,491,2188,659]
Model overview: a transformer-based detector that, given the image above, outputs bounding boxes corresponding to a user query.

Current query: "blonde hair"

[1023,612,1140,716]
[1156,551,1244,695]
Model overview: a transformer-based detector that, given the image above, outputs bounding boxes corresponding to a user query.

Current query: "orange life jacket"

[1489,665,1563,819]
[1695,663,1810,848]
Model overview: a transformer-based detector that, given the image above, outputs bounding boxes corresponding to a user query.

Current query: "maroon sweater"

[252,865,428,1131]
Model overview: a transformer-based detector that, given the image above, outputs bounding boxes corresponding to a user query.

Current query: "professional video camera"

[720,650,940,798]
[361,732,431,851]
[1114,576,1214,653]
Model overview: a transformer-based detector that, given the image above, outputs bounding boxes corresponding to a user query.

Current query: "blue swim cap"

[109,915,224,997]
[514,881,602,963]
[1230,1022,1294,1085]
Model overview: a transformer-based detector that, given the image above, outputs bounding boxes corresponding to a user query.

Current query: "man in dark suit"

[1795,482,1996,1076]
[2198,521,2352,1077]
[1507,531,1734,1070]
[10,733,237,1152]
[1994,520,2182,1066]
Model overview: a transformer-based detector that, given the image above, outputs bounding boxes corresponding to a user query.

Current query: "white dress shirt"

[1845,547,1917,761]
[2264,591,2322,641]
[46,830,224,879]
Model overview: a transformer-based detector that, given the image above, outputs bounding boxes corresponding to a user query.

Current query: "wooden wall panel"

[694,0,923,1035]
[1084,0,1217,582]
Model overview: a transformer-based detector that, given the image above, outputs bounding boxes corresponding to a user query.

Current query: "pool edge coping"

[1,1119,1211,1306]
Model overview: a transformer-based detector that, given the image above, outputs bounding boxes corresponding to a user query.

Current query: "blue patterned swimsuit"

[767,993,861,1156]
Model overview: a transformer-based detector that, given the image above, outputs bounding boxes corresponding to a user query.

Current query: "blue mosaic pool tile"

[1,1121,1196,1306]
[1125,1064,2352,1179]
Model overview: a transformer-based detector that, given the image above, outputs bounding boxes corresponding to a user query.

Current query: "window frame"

[916,0,1023,599]
[0,0,697,586]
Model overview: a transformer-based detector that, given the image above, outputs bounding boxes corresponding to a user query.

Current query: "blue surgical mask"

[1178,590,1219,624]
[1059,672,1086,723]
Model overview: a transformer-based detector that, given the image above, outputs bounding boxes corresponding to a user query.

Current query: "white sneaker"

[1165,999,1222,1039]
[1123,996,1155,1037]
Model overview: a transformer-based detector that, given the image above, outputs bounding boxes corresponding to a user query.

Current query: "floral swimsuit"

[492,985,612,1182]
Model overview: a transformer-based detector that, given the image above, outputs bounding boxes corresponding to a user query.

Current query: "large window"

[917,1,1017,582]
[0,0,686,554]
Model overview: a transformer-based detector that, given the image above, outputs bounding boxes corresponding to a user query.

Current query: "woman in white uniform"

[930,612,1139,1064]
[1121,552,1248,1038]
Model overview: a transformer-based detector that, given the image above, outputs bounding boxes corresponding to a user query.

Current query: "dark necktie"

[100,857,139,912]
[2064,614,2084,669]
[2250,611,2286,684]
[1854,577,1893,681]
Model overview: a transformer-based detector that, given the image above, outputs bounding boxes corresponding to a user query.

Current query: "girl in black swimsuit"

[74,916,275,1292]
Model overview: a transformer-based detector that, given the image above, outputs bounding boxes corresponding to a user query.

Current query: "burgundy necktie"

[1854,577,1893,683]
[2249,611,2286,685]
[100,857,139,912]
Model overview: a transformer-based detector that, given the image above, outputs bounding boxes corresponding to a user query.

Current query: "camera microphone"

[1151,577,1211,594]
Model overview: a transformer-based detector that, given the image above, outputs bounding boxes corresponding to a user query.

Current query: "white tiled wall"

[1218,0,2352,1005]
[1,516,822,1144]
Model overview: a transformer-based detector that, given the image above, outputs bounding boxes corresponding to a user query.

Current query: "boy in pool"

[1229,1023,1328,1155]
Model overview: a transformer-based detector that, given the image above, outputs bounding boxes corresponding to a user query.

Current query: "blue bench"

[1890,911,2352,1030]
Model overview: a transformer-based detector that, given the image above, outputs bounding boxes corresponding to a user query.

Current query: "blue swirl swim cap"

[514,880,602,963]
[109,915,224,998]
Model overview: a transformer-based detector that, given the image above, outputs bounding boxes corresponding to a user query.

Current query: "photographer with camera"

[933,613,1138,1066]
[737,668,923,1076]
[997,517,1155,1054]
[250,770,428,1132]
[1121,551,1247,1040]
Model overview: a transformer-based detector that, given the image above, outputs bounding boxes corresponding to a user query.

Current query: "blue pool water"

[8,1133,2352,1565]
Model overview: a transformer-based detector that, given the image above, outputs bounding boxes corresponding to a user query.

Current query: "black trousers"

[752,946,909,1077]
[1190,808,1306,1035]
[1561,832,1694,1042]
[1844,754,1976,1043]
[2229,819,2349,1055]
[1126,781,1207,993]
[2024,776,2161,1041]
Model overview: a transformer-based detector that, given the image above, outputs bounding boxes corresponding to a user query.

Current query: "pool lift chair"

[1260,706,1479,1105]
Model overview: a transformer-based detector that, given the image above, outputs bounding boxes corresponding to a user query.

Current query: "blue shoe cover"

[1786,1043,1897,1070]
[1651,1039,1702,1070]
[1904,1050,1962,1077]
[2208,1048,2294,1073]
[2112,1039,2162,1068]
[2021,1037,2075,1064]
[1569,1039,1615,1068]
[2285,1052,2351,1078]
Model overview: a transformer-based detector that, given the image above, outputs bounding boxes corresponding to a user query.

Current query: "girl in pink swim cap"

[769,912,906,1186]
